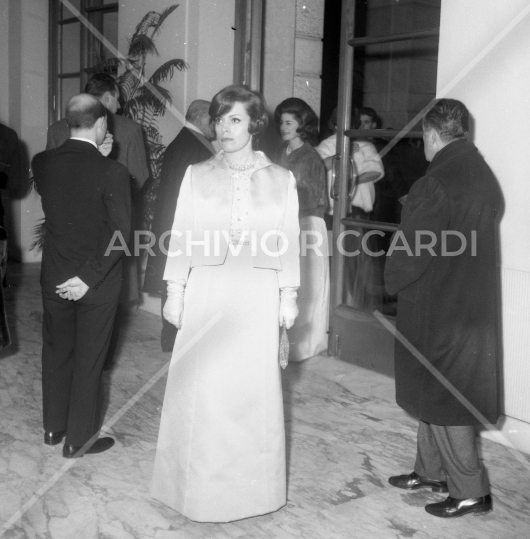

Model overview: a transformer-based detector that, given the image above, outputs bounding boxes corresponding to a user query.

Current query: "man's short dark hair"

[84,73,119,98]
[209,85,268,137]
[65,94,107,130]
[423,99,469,142]
[274,97,319,143]
[359,106,378,125]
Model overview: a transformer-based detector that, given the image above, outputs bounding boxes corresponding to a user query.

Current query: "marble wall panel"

[293,0,324,116]
[294,37,323,76]
[294,75,322,118]
[295,0,325,38]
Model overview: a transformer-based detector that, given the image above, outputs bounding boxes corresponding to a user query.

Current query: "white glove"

[279,288,298,329]
[163,281,185,329]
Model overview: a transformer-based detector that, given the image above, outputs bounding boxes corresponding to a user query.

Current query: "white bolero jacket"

[163,151,300,289]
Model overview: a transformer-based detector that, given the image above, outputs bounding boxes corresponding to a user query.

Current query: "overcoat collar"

[428,138,477,173]
[208,150,273,174]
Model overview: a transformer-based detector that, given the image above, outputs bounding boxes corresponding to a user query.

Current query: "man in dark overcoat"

[143,100,214,351]
[384,99,502,518]
[32,94,131,458]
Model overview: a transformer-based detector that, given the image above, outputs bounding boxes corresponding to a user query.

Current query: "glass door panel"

[328,0,439,377]
[62,0,81,19]
[60,77,81,113]
[50,0,119,122]
[340,220,397,316]
[60,21,81,74]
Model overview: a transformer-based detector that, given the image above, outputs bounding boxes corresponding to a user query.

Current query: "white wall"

[3,0,47,263]
[438,0,530,430]
[438,0,530,273]
[262,0,296,112]
[0,0,10,123]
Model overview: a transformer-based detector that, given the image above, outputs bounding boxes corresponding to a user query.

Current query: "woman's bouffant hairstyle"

[274,98,319,143]
[423,98,469,142]
[209,85,268,137]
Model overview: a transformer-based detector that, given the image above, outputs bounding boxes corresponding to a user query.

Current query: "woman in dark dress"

[274,98,329,361]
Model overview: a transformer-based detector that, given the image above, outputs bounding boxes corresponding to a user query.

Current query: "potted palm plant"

[117,4,188,231]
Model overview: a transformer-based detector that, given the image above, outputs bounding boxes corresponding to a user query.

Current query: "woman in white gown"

[151,86,301,523]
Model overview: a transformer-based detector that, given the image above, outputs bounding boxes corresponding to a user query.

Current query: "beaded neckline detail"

[227,155,255,246]
[226,154,257,172]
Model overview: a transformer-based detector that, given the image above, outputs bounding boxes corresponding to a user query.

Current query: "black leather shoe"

[425,494,492,518]
[388,471,448,493]
[44,429,67,446]
[63,437,115,458]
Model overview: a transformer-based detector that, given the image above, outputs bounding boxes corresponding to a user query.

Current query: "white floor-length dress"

[151,152,300,523]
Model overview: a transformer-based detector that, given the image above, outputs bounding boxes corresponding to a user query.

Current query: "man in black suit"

[47,74,148,368]
[32,94,131,458]
[144,100,214,351]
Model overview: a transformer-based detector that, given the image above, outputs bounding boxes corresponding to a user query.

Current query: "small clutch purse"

[279,324,289,369]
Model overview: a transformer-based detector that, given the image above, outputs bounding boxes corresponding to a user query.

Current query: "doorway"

[325,0,440,376]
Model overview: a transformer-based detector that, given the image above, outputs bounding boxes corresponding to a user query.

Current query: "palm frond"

[119,6,187,232]
[147,140,166,160]
[150,83,172,110]
[133,11,161,37]
[30,219,46,252]
[150,144,166,161]
[152,5,179,36]
[128,34,158,59]
[150,154,166,175]
[119,55,142,73]
[146,125,164,146]
[149,59,188,86]
[136,116,153,134]
[122,96,144,121]
[122,90,167,121]
[137,83,172,114]
[116,69,142,103]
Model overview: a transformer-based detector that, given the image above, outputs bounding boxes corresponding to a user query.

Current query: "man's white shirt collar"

[70,137,98,149]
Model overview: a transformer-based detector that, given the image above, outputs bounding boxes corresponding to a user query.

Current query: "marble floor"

[1,262,530,539]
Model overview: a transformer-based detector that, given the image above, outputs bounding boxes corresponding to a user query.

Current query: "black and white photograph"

[0,0,529,537]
